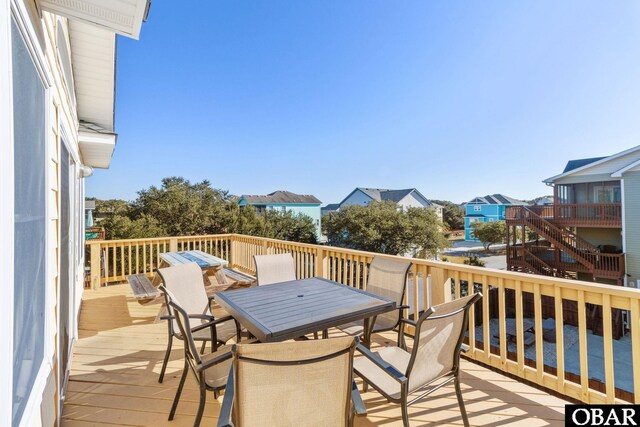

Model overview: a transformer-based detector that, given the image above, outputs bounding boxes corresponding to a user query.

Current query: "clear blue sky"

[88,1,640,205]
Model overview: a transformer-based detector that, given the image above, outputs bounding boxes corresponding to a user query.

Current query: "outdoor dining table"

[152,250,228,286]
[214,277,396,346]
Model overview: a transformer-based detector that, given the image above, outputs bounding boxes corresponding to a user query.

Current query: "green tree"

[91,177,318,243]
[260,210,317,244]
[470,220,506,250]
[323,201,449,257]
[432,199,465,230]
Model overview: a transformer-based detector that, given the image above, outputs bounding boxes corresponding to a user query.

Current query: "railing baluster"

[577,290,589,402]
[631,298,640,403]
[602,294,615,403]
[534,282,544,385]
[554,286,566,395]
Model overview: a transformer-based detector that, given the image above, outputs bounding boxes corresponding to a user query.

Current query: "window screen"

[12,18,47,425]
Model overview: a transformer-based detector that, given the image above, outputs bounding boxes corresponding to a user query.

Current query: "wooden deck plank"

[62,284,568,426]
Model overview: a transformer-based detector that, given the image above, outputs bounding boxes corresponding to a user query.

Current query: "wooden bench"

[206,268,257,296]
[221,267,256,285]
[127,274,160,304]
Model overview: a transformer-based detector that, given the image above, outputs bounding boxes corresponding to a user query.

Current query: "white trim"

[543,145,640,183]
[8,2,55,425]
[621,178,627,286]
[0,0,15,424]
[611,158,640,178]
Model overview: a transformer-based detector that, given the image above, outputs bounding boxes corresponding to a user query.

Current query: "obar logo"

[566,405,639,427]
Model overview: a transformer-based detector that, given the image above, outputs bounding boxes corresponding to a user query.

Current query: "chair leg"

[322,329,328,339]
[194,379,207,427]
[455,376,470,427]
[200,340,207,354]
[401,397,410,427]
[159,335,173,383]
[363,380,369,393]
[169,359,188,420]
[313,331,319,339]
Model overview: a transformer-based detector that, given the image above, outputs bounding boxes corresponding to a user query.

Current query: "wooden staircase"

[506,206,624,281]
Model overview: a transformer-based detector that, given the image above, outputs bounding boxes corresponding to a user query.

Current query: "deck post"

[315,247,326,278]
[90,241,101,290]
[430,267,450,305]
[169,237,178,252]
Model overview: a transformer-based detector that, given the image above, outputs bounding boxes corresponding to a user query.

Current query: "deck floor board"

[62,284,568,426]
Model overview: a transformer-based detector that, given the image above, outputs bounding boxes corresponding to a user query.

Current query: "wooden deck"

[62,284,568,426]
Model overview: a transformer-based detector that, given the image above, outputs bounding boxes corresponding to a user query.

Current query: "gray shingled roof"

[562,157,606,173]
[467,194,528,205]
[241,191,321,205]
[356,188,421,203]
[321,203,340,211]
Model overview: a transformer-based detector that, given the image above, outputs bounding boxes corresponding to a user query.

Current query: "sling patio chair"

[156,262,241,383]
[253,252,319,339]
[353,292,482,427]
[337,256,412,348]
[253,253,297,286]
[217,336,366,427]
[162,286,256,427]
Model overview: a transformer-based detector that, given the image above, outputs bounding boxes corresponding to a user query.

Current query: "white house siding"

[572,149,640,177]
[340,189,374,207]
[2,3,87,425]
[623,171,640,288]
[397,193,443,220]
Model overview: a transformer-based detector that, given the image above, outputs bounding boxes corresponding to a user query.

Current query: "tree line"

[92,177,451,258]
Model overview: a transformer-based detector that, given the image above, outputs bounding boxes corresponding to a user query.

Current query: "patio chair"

[253,253,319,339]
[253,253,296,285]
[162,287,255,427]
[217,336,366,427]
[156,262,240,383]
[337,256,412,347]
[352,292,482,427]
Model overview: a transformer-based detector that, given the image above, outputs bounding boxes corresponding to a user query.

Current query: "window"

[11,17,47,425]
[473,205,481,212]
[281,206,286,213]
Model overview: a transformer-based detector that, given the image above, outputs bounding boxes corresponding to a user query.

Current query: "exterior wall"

[575,227,622,251]
[623,171,640,287]
[571,150,640,177]
[339,189,373,208]
[464,204,507,241]
[240,200,323,241]
[2,4,87,425]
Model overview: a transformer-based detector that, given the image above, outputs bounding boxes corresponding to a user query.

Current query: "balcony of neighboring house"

[60,234,640,426]
[535,182,623,228]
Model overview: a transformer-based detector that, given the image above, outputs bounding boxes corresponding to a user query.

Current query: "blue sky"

[88,1,640,204]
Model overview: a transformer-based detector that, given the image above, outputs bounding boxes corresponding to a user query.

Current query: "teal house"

[239,191,323,241]
[464,194,527,241]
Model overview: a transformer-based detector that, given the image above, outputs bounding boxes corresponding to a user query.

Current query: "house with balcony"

[239,191,323,241]
[464,194,528,241]
[1,0,149,425]
[506,145,640,287]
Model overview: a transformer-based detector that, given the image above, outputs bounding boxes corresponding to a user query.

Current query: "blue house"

[239,191,323,241]
[464,194,527,241]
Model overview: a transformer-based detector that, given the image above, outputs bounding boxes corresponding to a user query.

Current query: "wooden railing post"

[315,247,326,278]
[90,241,102,290]
[229,236,236,267]
[429,267,450,305]
[169,237,178,252]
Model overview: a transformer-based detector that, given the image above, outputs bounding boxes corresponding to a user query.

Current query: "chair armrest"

[188,313,215,321]
[199,349,234,372]
[397,305,410,310]
[217,366,234,427]
[159,315,174,321]
[351,380,366,416]
[356,344,408,383]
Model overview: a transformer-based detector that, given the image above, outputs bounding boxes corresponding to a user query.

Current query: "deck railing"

[86,234,640,404]
[526,203,622,228]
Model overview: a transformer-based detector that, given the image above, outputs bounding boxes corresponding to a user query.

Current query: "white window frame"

[473,205,481,212]
[5,1,55,425]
